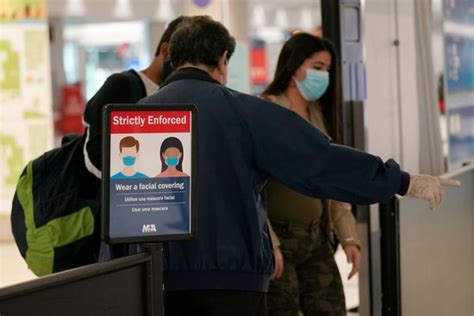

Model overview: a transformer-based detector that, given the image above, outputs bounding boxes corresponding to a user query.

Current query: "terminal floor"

[0,241,359,314]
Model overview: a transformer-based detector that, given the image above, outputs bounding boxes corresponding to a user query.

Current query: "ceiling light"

[156,0,173,22]
[65,0,86,17]
[252,5,267,28]
[301,8,313,31]
[275,8,288,29]
[114,0,133,19]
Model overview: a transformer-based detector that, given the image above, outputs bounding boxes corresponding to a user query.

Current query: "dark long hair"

[160,137,184,172]
[262,33,342,143]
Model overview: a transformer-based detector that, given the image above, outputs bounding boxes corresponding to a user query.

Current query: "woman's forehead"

[164,147,181,154]
[307,51,331,65]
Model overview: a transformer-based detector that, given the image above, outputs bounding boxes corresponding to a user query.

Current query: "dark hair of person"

[119,136,139,152]
[154,16,190,57]
[160,137,184,172]
[262,33,342,143]
[169,15,236,68]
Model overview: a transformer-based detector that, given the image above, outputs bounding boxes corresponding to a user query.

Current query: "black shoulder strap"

[121,69,147,102]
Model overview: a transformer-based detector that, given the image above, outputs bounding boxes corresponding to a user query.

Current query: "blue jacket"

[141,67,409,292]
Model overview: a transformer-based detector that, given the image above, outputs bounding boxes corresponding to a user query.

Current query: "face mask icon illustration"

[165,156,180,167]
[122,156,136,166]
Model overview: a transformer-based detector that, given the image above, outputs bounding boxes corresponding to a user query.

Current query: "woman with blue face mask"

[156,137,189,178]
[262,33,361,316]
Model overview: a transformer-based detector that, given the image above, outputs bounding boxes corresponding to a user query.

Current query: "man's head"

[149,16,190,84]
[119,136,140,167]
[169,16,236,85]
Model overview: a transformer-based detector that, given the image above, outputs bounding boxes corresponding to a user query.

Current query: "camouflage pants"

[267,219,346,316]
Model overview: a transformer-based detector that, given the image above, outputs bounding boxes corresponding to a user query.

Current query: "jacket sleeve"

[240,96,410,205]
[83,74,132,175]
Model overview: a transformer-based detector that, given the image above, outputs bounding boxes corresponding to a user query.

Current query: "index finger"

[439,178,461,187]
[348,266,357,280]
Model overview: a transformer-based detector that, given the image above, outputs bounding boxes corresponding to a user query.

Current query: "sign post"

[142,243,164,316]
[102,104,198,316]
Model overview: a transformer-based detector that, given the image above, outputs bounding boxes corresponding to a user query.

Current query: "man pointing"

[140,16,460,316]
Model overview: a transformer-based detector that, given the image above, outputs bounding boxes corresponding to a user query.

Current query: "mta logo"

[142,224,157,233]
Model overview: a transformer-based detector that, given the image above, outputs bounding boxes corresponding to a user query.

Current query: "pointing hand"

[406,174,461,209]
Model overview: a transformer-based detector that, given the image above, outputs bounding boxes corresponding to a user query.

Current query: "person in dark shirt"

[83,16,189,179]
[83,16,190,264]
[141,16,460,316]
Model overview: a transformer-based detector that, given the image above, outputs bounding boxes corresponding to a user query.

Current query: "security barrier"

[380,164,473,315]
[0,253,156,316]
[398,165,473,315]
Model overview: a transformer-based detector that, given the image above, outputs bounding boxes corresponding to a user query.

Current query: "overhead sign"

[102,104,197,244]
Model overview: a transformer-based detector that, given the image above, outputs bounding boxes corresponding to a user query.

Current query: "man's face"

[120,146,138,167]
[120,146,138,158]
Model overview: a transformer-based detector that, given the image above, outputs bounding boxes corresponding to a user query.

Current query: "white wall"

[364,0,419,174]
[362,1,420,314]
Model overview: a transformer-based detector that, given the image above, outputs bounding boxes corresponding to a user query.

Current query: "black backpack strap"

[121,69,147,101]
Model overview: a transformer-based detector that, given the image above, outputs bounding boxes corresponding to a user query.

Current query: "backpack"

[11,135,101,276]
[10,70,146,276]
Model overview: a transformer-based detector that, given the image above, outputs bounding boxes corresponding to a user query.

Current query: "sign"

[0,2,53,218]
[0,0,46,22]
[55,83,85,135]
[102,104,197,244]
[250,42,268,85]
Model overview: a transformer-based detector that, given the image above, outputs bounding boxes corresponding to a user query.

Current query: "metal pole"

[141,243,164,316]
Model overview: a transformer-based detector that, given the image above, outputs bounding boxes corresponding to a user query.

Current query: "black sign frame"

[102,104,198,244]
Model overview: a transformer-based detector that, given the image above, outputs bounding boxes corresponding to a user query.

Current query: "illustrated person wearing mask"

[111,136,148,179]
[262,33,359,316]
[156,137,189,178]
[138,16,459,316]
[83,16,190,179]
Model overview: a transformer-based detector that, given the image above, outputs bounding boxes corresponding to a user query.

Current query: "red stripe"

[111,111,191,133]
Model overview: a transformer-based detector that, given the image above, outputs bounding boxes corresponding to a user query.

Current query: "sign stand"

[102,104,198,315]
[141,243,164,316]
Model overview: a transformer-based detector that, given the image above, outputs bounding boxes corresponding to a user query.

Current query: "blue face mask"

[295,69,330,101]
[122,156,136,166]
[165,156,180,167]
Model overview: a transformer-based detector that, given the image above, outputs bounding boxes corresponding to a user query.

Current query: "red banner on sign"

[110,111,191,134]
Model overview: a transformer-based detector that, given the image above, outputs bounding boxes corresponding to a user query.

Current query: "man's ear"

[218,50,229,70]
[160,42,170,59]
